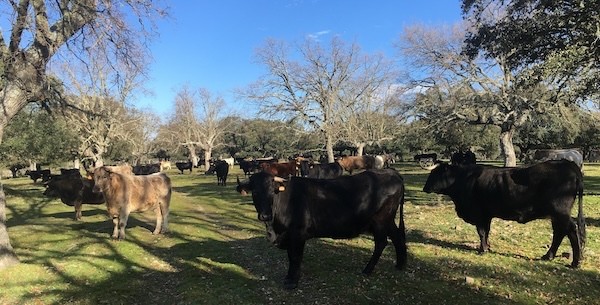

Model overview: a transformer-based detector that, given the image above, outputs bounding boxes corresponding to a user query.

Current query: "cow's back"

[126,173,171,212]
[283,169,403,238]
[460,161,581,222]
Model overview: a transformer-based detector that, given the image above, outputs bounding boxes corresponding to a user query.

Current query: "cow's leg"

[565,219,581,268]
[153,206,163,235]
[74,202,83,221]
[153,203,169,234]
[542,216,573,264]
[476,219,492,253]
[117,211,129,240]
[111,216,120,239]
[387,216,407,270]
[159,203,170,234]
[284,240,305,290]
[363,231,388,275]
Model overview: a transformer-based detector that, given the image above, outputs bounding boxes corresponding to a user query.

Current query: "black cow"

[423,160,586,267]
[450,150,476,165]
[43,174,105,220]
[236,169,407,289]
[215,160,229,186]
[238,159,258,176]
[299,160,344,179]
[9,163,26,178]
[59,168,80,176]
[132,164,161,175]
[205,160,229,186]
[25,169,51,183]
[175,161,193,174]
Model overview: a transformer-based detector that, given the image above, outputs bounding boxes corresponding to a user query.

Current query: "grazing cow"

[299,160,344,179]
[236,169,407,289]
[25,169,51,183]
[533,149,583,169]
[43,174,104,220]
[175,161,193,174]
[336,155,376,174]
[260,161,299,177]
[92,166,172,240]
[132,163,161,175]
[450,150,476,165]
[422,160,586,267]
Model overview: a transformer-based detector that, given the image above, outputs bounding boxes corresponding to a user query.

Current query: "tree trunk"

[500,127,517,167]
[204,149,212,170]
[356,143,365,156]
[0,88,26,268]
[0,183,19,269]
[326,134,335,163]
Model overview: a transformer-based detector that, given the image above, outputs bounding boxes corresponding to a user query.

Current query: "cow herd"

[36,152,588,290]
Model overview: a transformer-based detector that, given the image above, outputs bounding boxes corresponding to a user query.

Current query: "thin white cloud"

[306,30,331,41]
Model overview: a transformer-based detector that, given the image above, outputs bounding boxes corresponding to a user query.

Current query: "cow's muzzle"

[258,213,272,222]
[92,185,102,194]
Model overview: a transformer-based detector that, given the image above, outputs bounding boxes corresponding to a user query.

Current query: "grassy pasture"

[0,162,599,305]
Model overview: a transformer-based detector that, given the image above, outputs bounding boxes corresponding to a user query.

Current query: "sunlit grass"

[0,163,599,304]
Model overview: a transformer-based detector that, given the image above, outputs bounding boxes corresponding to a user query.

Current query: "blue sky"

[136,0,463,117]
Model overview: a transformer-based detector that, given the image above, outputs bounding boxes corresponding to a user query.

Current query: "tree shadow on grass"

[28,233,533,305]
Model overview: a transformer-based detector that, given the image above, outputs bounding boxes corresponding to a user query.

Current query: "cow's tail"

[576,173,586,257]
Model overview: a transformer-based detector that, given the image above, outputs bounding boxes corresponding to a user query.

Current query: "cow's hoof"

[283,278,298,290]
[569,261,580,268]
[541,253,554,261]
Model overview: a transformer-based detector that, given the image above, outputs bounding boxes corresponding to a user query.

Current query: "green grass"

[1,163,600,304]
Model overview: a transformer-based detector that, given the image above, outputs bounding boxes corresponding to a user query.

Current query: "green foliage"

[463,0,600,101]
[222,118,322,158]
[1,163,600,304]
[0,105,79,167]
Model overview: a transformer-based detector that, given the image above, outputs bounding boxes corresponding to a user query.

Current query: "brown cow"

[336,155,376,174]
[260,161,299,177]
[92,166,171,240]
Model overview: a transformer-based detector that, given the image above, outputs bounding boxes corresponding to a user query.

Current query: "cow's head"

[422,162,458,195]
[42,179,60,197]
[236,172,286,222]
[91,166,113,194]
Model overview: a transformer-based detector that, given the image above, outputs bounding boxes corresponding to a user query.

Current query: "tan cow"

[336,155,376,174]
[92,166,171,240]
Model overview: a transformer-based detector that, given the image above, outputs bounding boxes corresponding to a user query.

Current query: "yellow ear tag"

[278,185,286,192]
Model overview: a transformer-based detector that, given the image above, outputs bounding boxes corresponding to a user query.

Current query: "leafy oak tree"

[463,0,600,103]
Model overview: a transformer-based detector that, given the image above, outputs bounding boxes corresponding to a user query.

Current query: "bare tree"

[60,52,153,167]
[162,87,232,169]
[339,85,405,155]
[398,22,554,166]
[0,0,166,269]
[243,37,398,162]
[125,109,161,165]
